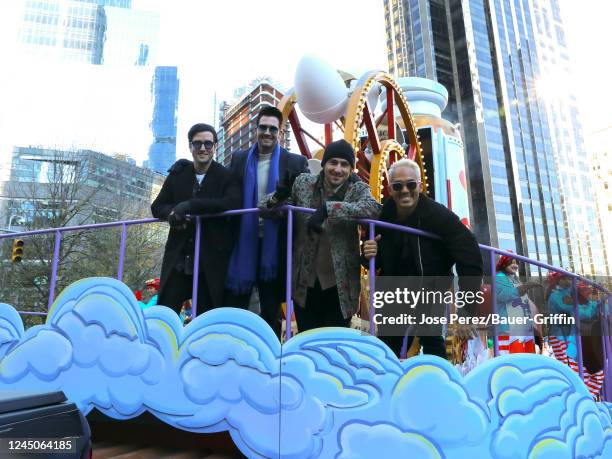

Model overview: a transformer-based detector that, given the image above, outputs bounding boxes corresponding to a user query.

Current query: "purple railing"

[1,217,159,312]
[1,206,610,401]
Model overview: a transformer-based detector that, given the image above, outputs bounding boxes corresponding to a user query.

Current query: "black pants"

[157,268,214,316]
[380,334,447,360]
[294,279,351,332]
[224,237,285,338]
[225,276,283,338]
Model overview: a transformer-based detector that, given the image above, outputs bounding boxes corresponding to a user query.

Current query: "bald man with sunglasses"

[362,159,483,359]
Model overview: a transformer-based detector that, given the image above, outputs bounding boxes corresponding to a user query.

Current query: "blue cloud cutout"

[0,277,610,458]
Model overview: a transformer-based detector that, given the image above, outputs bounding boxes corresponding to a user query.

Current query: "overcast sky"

[0,0,609,163]
[559,0,612,134]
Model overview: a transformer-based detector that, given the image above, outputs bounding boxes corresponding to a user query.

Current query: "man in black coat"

[363,158,483,358]
[151,123,240,316]
[225,105,309,338]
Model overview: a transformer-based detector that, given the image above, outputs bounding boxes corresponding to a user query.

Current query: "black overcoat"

[371,195,483,314]
[151,160,240,306]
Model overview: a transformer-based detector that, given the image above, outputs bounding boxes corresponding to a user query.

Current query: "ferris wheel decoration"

[278,55,428,202]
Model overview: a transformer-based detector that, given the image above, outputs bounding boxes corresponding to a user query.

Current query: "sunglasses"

[390,181,420,192]
[191,140,215,150]
[257,124,279,134]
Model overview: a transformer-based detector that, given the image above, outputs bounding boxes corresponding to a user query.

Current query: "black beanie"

[321,139,355,168]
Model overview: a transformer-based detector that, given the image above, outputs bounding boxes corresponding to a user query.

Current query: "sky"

[559,0,612,136]
[144,0,388,160]
[0,0,609,164]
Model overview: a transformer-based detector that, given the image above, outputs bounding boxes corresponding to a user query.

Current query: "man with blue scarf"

[226,105,309,338]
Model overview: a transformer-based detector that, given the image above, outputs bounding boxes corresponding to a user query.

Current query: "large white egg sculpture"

[295,54,349,123]
[348,79,379,112]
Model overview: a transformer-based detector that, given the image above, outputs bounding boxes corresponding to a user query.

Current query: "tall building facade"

[18,0,110,64]
[1,146,165,230]
[219,80,290,167]
[100,5,159,66]
[383,0,608,275]
[7,0,177,173]
[590,126,612,271]
[148,66,180,174]
[15,0,155,65]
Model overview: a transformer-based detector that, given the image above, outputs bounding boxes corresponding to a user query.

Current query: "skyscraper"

[6,0,177,173]
[15,0,158,64]
[590,126,612,271]
[383,0,608,275]
[3,145,165,228]
[17,0,109,64]
[100,5,159,66]
[148,66,180,174]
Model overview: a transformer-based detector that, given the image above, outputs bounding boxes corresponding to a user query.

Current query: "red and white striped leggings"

[498,335,536,354]
[549,336,604,398]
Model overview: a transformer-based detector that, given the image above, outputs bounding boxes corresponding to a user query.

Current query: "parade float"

[0,55,610,458]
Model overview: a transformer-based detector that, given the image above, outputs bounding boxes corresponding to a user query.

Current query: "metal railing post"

[47,230,62,310]
[400,333,409,360]
[604,295,612,401]
[600,300,610,401]
[490,250,499,357]
[572,278,585,381]
[191,217,202,319]
[368,222,376,336]
[117,223,127,281]
[285,209,294,342]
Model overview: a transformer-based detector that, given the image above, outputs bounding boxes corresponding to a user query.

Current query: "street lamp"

[8,214,24,230]
[0,215,25,234]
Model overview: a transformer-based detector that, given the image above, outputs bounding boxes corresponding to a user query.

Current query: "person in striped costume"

[495,252,541,354]
[546,273,605,398]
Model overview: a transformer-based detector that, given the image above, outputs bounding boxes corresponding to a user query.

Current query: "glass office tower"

[17,0,157,66]
[10,0,178,174]
[101,5,159,66]
[148,66,180,175]
[383,0,608,275]
[18,0,108,63]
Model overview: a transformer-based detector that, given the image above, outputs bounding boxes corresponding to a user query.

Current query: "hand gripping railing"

[1,206,610,401]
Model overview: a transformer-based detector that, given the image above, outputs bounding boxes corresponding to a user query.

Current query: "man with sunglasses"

[152,123,240,318]
[225,105,309,338]
[362,159,483,359]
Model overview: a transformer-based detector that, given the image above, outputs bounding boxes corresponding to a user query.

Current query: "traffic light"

[11,239,24,263]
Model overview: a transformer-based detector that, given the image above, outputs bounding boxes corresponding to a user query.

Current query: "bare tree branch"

[1,148,167,325]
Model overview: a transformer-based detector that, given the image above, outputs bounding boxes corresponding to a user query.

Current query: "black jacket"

[370,194,483,299]
[229,147,309,283]
[151,160,241,305]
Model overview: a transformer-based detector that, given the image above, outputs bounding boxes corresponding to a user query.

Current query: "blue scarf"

[226,143,280,294]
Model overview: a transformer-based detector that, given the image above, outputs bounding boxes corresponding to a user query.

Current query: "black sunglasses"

[191,140,215,150]
[257,124,279,134]
[390,181,420,192]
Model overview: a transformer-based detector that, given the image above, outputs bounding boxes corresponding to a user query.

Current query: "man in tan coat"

[261,139,380,332]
